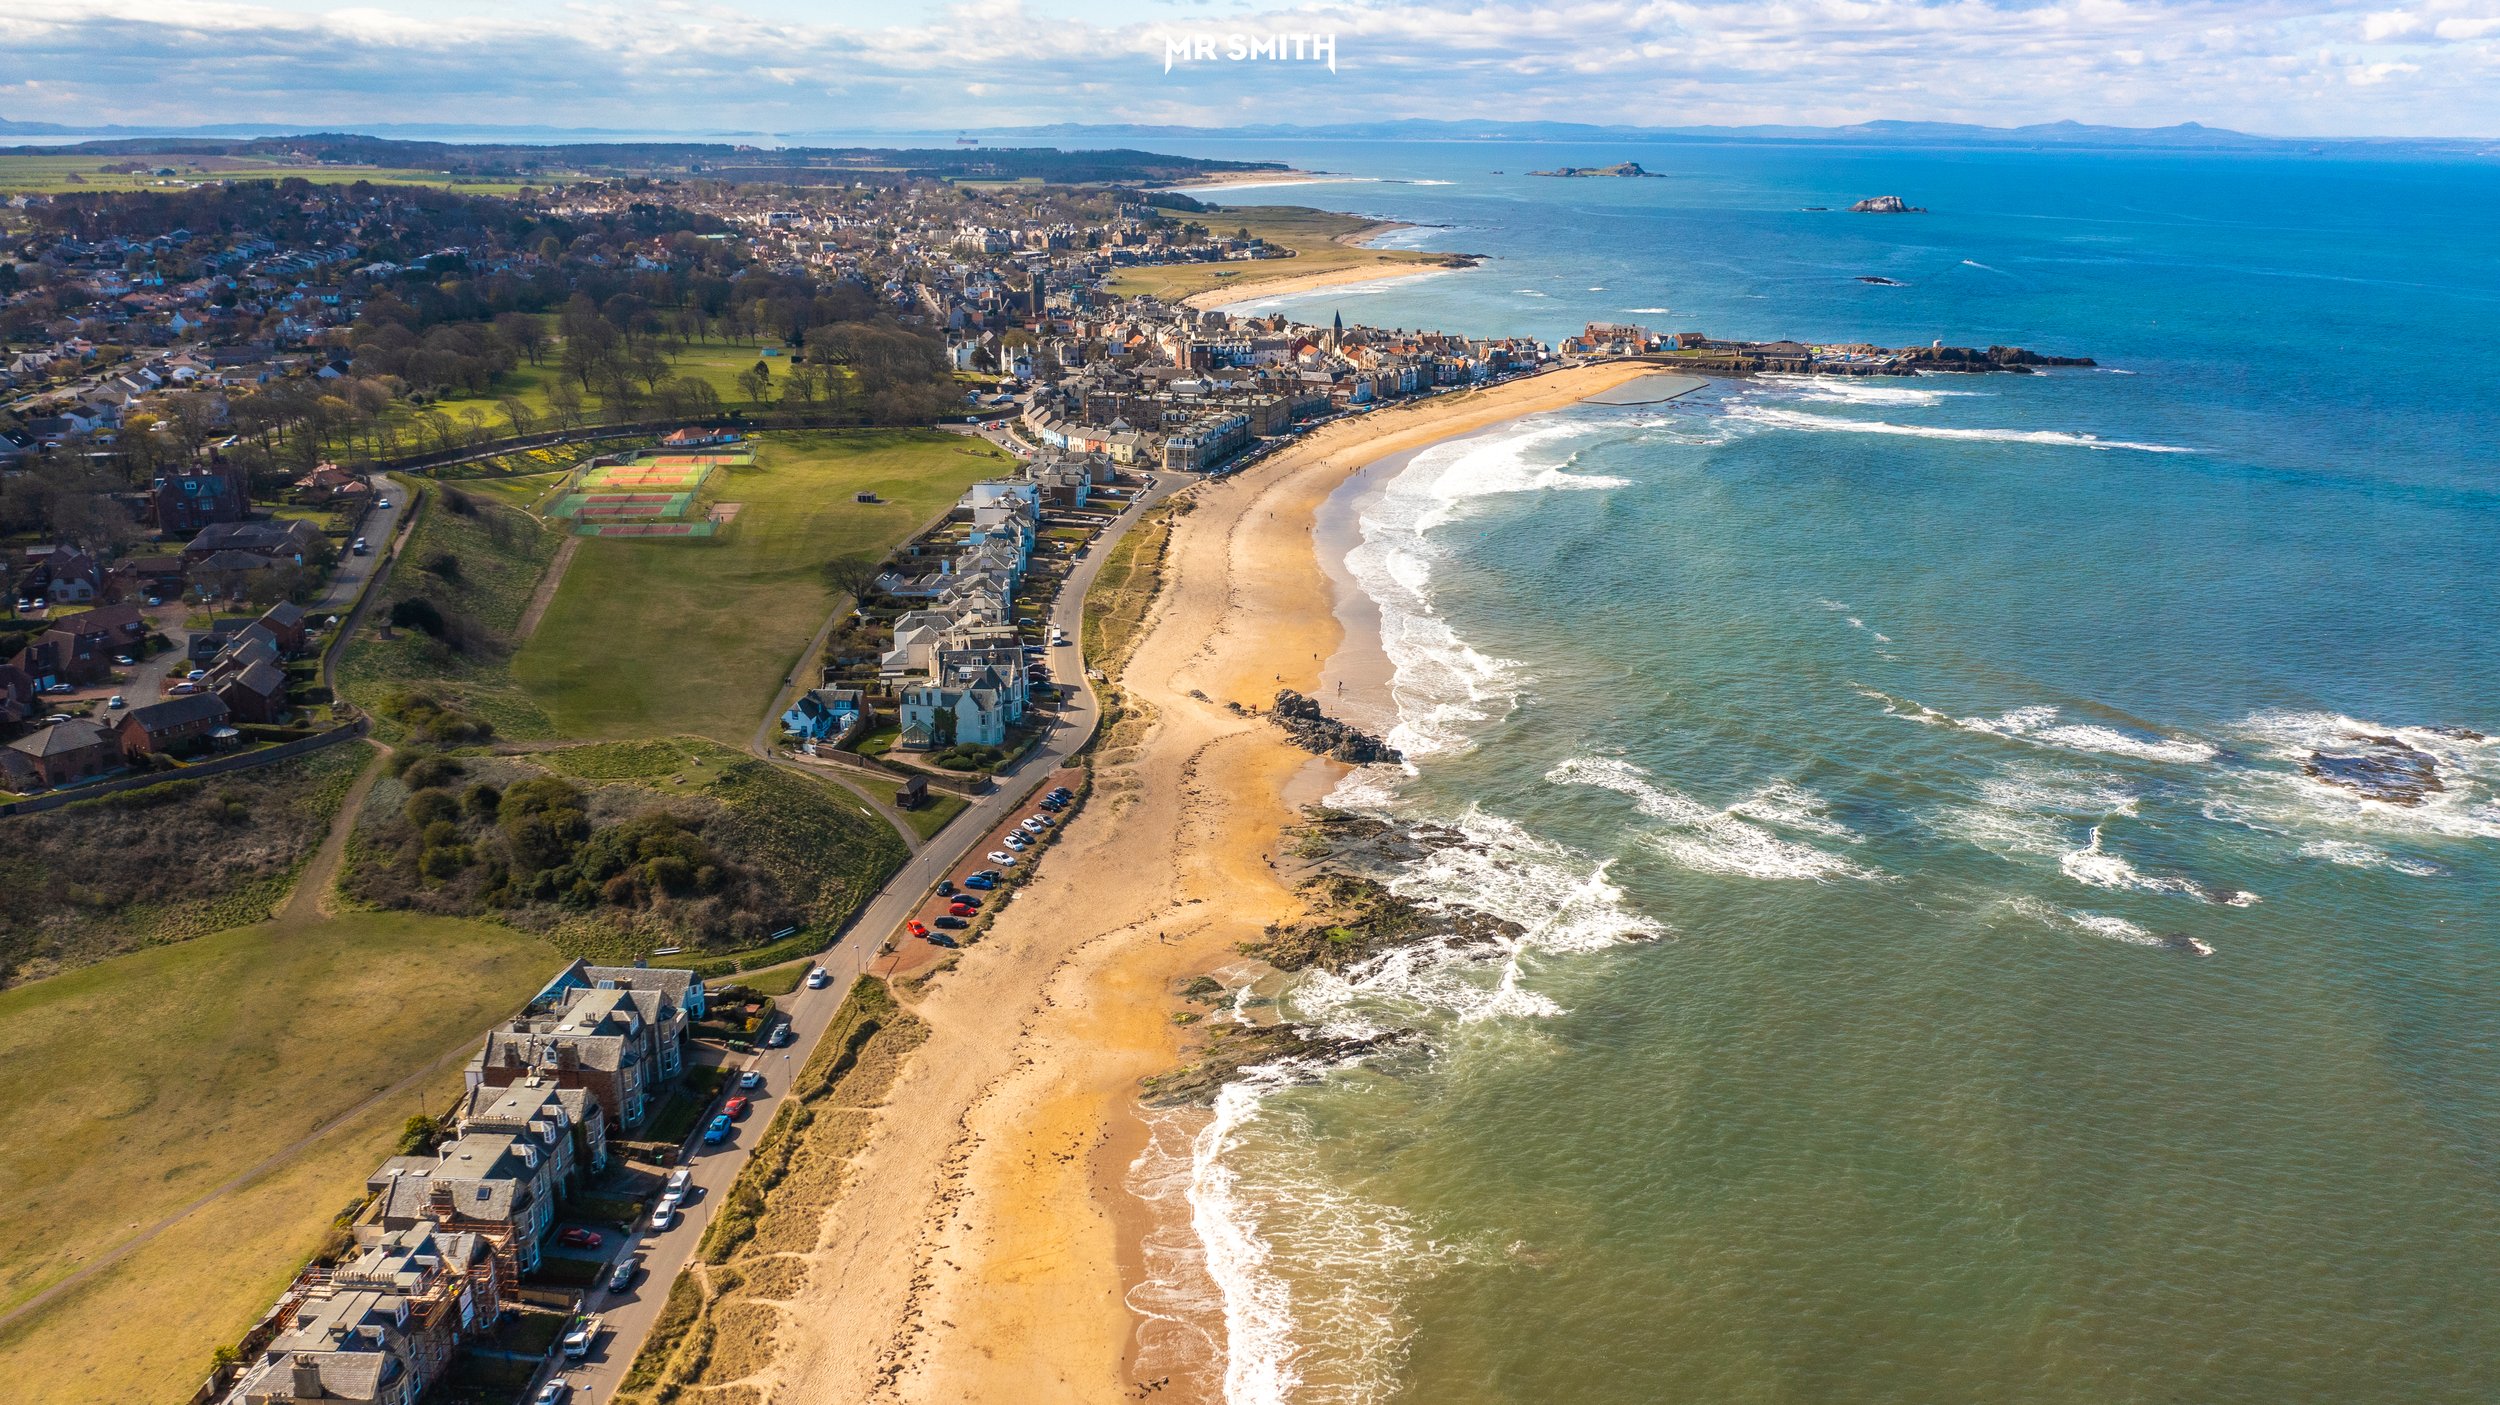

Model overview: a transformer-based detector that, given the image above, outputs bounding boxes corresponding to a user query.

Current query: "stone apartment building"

[464,963,699,1136]
[221,1220,502,1405]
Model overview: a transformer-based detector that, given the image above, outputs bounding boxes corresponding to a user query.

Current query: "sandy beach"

[1180,257,1468,312]
[764,362,1657,1405]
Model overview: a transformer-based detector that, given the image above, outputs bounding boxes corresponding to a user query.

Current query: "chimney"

[291,1353,327,1398]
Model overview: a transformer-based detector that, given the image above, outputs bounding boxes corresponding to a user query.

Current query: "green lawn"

[0,153,546,195]
[512,430,1011,743]
[1105,205,1455,302]
[0,911,554,1402]
[902,791,969,840]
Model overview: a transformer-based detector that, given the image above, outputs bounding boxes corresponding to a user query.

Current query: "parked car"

[948,902,977,918]
[112,654,133,665]
[986,851,1018,866]
[351,538,369,555]
[925,931,959,949]
[703,1114,734,1144]
[937,880,955,897]
[1002,835,1028,851]
[656,1187,683,1215]
[907,920,930,938]
[739,1069,764,1090]
[665,1167,693,1197]
[650,1205,678,1231]
[560,1315,600,1359]
[933,916,969,931]
[971,868,1002,882]
[185,668,206,681]
[723,1096,751,1119]
[1021,817,1047,832]
[44,713,72,725]
[105,695,125,709]
[376,498,392,509]
[556,1227,602,1250]
[535,1379,571,1405]
[765,1022,792,1048]
[608,1259,638,1293]
[806,966,831,989]
[963,874,998,891]
[167,681,201,695]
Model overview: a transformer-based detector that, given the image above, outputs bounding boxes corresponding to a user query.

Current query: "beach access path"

[755,363,1660,1405]
[553,466,1186,1405]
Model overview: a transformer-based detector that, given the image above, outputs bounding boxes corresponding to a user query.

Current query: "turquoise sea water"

[1125,144,2500,1404]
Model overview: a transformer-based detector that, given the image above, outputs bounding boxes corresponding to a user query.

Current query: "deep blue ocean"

[1117,142,2500,1405]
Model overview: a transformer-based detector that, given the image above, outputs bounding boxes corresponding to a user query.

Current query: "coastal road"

[556,468,1185,1405]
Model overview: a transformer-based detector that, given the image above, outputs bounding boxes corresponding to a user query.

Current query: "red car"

[723,1096,751,1119]
[556,1227,602,1250]
[948,902,976,918]
[907,920,929,938]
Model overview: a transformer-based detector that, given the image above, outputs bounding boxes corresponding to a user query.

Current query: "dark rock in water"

[1849,194,1926,213]
[2305,736,2444,805]
[1141,1020,1404,1107]
[1271,689,1403,765]
[1248,871,1523,974]
[2157,932,2216,957]
[2429,724,2487,742]
[1856,276,1907,286]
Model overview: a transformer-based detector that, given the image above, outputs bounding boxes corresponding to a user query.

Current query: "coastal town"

[0,139,2105,1405]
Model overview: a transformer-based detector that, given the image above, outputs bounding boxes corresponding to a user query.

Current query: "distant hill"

[967,117,2496,155]
[0,130,1285,184]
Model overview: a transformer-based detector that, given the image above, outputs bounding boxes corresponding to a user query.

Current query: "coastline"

[763,362,1658,1405]
[1179,218,1472,312]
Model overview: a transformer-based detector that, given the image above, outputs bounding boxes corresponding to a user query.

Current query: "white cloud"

[0,0,2493,135]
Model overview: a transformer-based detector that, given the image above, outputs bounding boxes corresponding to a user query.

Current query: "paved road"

[554,469,1185,1404]
[307,474,406,617]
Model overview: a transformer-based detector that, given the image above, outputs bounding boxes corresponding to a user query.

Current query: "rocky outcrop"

[1271,690,1402,765]
[1897,344,2098,371]
[1140,1020,1404,1107]
[1246,870,1524,975]
[1529,161,1660,178]
[1850,194,1925,213]
[2304,734,2445,805]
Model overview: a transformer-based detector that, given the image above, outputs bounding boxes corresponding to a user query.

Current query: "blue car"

[703,1113,734,1145]
[962,874,997,890]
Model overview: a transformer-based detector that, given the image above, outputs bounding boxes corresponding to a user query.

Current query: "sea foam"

[1546,756,1879,882]
[1728,403,2195,453]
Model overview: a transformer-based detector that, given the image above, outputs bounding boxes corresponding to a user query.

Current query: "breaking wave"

[1727,403,2195,453]
[1861,690,2219,765]
[1546,756,1880,882]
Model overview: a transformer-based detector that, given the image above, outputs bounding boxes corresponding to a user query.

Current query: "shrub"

[422,550,462,582]
[401,754,465,790]
[462,781,502,819]
[404,788,462,827]
[388,597,446,636]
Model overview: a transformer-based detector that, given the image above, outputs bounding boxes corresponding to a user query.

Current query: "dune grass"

[512,430,1011,744]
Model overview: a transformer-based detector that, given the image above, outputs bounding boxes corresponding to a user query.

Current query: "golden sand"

[764,363,1656,1404]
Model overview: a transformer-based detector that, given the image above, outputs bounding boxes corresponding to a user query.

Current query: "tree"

[499,396,537,439]
[735,360,772,406]
[547,380,584,429]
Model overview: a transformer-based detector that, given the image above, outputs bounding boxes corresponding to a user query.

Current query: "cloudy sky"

[1,0,2495,137]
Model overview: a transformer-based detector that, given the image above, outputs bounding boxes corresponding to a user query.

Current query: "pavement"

[554,466,1187,1405]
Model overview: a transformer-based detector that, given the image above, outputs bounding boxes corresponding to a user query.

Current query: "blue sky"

[1,0,2495,137]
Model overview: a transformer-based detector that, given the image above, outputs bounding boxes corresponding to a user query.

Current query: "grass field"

[0,153,545,196]
[513,430,1012,743]
[0,911,554,1403]
[1105,205,1453,302]
[336,482,566,740]
[416,336,789,435]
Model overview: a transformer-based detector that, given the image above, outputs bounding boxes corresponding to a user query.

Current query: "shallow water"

[1139,141,2500,1404]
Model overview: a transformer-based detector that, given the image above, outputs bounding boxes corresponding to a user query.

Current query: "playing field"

[513,430,1013,741]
